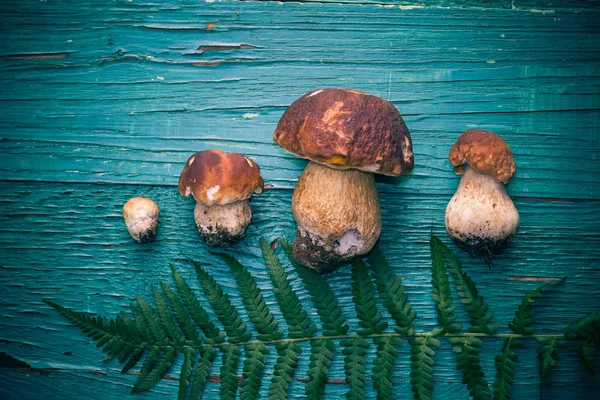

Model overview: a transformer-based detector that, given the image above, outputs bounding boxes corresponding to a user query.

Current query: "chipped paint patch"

[530,9,555,14]
[242,113,259,119]
[156,76,164,81]
[399,5,424,10]
[487,60,496,64]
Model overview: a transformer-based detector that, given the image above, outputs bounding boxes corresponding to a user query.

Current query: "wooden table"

[1,1,598,399]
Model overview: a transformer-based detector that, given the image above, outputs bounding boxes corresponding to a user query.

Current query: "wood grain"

[0,0,599,399]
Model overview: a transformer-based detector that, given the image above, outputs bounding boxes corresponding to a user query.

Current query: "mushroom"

[445,129,519,259]
[122,197,160,244]
[178,149,264,247]
[273,88,414,273]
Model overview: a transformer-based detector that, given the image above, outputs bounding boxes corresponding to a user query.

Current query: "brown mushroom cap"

[449,129,516,183]
[178,149,264,206]
[273,88,413,176]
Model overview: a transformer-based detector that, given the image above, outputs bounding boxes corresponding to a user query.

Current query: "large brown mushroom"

[274,88,414,273]
[178,149,264,246]
[445,129,519,259]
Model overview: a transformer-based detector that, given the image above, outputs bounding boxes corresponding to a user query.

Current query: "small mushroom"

[122,197,160,243]
[274,88,414,273]
[178,149,264,247]
[445,129,519,259]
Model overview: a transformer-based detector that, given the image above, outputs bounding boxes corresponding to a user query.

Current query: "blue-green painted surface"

[0,1,598,399]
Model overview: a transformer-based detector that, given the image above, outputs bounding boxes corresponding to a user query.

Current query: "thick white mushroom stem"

[445,167,519,259]
[292,161,382,274]
[194,200,252,247]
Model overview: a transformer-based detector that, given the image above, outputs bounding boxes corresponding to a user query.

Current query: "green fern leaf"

[492,338,519,400]
[43,300,115,341]
[130,303,152,343]
[102,337,127,361]
[216,252,284,341]
[448,336,491,400]
[537,338,560,385]
[116,311,139,341]
[151,285,185,344]
[268,340,302,400]
[135,296,169,344]
[509,282,554,335]
[220,344,242,400]
[121,346,145,374]
[178,348,195,400]
[170,265,224,344]
[368,247,416,336]
[564,311,600,340]
[409,336,439,400]
[342,335,370,400]
[132,347,177,394]
[372,335,403,400]
[578,339,596,377]
[160,282,200,343]
[130,346,159,393]
[188,347,217,400]
[430,236,462,334]
[433,236,497,333]
[260,237,317,339]
[241,342,270,400]
[282,238,349,337]
[350,259,388,335]
[193,261,252,343]
[306,338,336,400]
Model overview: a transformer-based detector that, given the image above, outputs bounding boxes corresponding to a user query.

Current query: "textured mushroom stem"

[194,200,252,247]
[292,161,381,274]
[445,167,519,258]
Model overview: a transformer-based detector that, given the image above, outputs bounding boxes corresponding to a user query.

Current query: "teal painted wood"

[0,0,599,399]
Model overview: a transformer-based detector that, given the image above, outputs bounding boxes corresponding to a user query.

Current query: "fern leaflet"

[160,282,200,342]
[135,296,168,345]
[351,259,388,335]
[373,335,402,400]
[188,347,217,400]
[133,347,177,394]
[448,336,491,400]
[219,344,242,400]
[260,237,317,338]
[578,340,596,377]
[268,340,302,400]
[564,311,600,340]
[241,342,269,400]
[430,236,462,334]
[178,348,195,400]
[537,338,560,385]
[151,285,185,344]
[282,238,349,336]
[492,338,519,400]
[409,336,440,400]
[306,338,335,400]
[131,346,159,393]
[342,335,370,400]
[368,246,416,336]
[509,282,554,335]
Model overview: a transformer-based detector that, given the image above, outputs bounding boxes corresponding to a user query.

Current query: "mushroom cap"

[178,149,264,206]
[273,88,413,176]
[449,129,516,183]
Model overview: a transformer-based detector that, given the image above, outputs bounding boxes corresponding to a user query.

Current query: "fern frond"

[216,252,284,341]
[537,338,560,385]
[564,311,600,340]
[135,295,169,345]
[193,261,251,343]
[241,342,269,400]
[433,236,497,334]
[170,265,224,343]
[43,300,116,342]
[220,343,242,400]
[130,303,152,343]
[260,237,317,339]
[368,247,416,336]
[132,347,177,394]
[430,236,462,334]
[178,348,195,400]
[350,259,388,335]
[509,282,553,335]
[160,282,200,342]
[282,238,349,336]
[448,336,491,400]
[409,336,439,400]
[342,335,370,400]
[268,340,302,400]
[188,347,217,400]
[130,346,159,393]
[151,285,185,344]
[306,338,336,400]
[121,346,145,374]
[578,340,596,377]
[372,335,402,400]
[492,338,519,400]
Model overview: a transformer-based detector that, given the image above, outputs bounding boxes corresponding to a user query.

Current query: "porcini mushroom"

[122,197,160,244]
[445,129,519,259]
[178,149,264,247]
[274,88,414,273]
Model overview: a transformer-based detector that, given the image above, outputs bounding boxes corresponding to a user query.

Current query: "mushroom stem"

[194,200,252,247]
[292,161,381,273]
[445,167,519,258]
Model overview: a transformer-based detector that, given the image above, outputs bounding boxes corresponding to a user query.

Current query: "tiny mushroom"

[274,88,414,273]
[122,197,160,244]
[445,129,519,259]
[178,149,264,247]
